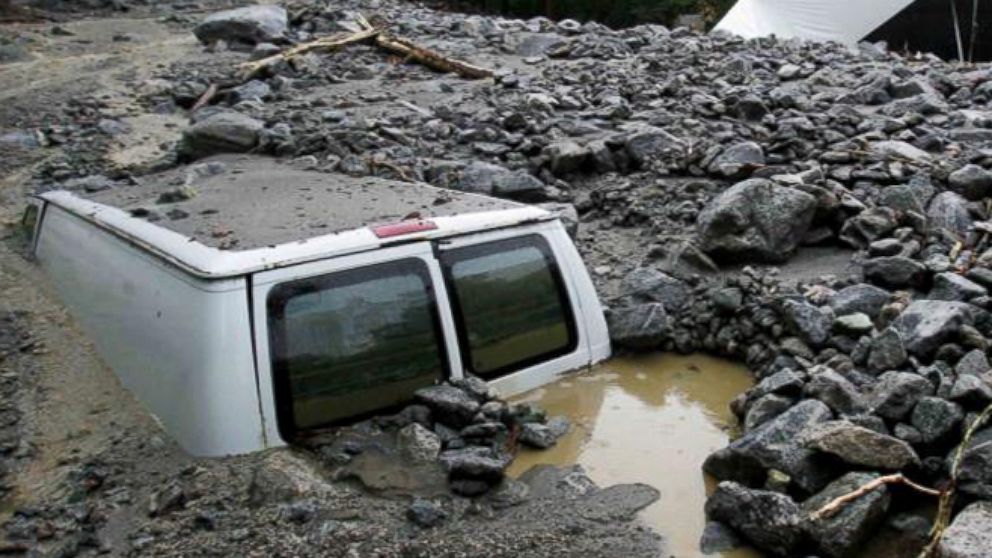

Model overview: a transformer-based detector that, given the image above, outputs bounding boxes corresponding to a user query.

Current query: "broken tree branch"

[374,33,493,79]
[190,83,219,112]
[239,28,379,79]
[810,473,941,521]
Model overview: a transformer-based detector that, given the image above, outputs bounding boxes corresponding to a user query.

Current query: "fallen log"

[239,27,379,79]
[374,33,494,79]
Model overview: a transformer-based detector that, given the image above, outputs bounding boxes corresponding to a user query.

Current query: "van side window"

[441,234,577,379]
[267,259,445,437]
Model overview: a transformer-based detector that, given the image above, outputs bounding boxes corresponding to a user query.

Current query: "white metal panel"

[437,221,611,398]
[714,0,916,46]
[38,190,554,280]
[250,242,462,446]
[35,205,265,456]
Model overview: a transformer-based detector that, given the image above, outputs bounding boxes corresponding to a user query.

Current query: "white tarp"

[714,0,916,46]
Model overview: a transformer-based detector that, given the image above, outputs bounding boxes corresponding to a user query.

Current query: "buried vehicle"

[24,157,609,456]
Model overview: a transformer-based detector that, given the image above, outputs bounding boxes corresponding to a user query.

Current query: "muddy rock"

[414,385,481,427]
[518,416,570,449]
[802,472,891,558]
[705,481,805,557]
[179,112,263,160]
[699,521,743,554]
[938,501,992,558]
[696,179,817,263]
[397,423,442,463]
[801,420,920,470]
[606,302,669,350]
[193,5,289,46]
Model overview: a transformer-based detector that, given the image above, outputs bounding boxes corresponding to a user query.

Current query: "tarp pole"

[952,0,966,62]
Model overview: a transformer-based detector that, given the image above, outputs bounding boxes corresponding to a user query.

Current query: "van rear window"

[267,259,445,436]
[442,235,577,378]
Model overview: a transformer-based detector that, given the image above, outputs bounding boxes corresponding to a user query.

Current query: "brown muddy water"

[508,353,762,558]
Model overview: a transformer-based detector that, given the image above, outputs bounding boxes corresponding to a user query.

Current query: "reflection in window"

[445,236,575,377]
[269,260,444,432]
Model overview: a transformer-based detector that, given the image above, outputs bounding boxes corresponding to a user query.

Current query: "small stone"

[407,498,447,528]
[801,420,920,470]
[834,313,873,335]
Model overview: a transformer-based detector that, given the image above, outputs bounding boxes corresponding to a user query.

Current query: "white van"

[26,157,610,456]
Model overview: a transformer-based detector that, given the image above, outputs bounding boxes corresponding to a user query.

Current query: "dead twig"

[190,83,219,112]
[810,473,941,521]
[367,158,413,182]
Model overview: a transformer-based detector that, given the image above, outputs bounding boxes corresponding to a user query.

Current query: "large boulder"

[939,501,992,558]
[829,284,891,319]
[696,179,817,263]
[618,267,691,310]
[705,482,805,557]
[911,397,963,444]
[624,126,682,167]
[457,162,544,200]
[863,256,928,289]
[414,385,480,427]
[193,6,288,45]
[708,141,765,178]
[801,420,920,470]
[606,303,669,350]
[703,399,835,493]
[927,191,973,238]
[891,300,973,358]
[179,112,263,160]
[802,472,891,558]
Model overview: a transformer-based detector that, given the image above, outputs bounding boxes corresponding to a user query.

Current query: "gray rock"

[624,126,681,166]
[229,79,271,104]
[892,300,973,358]
[458,161,543,199]
[938,501,992,558]
[871,140,932,164]
[956,349,990,377]
[704,481,805,557]
[911,397,963,444]
[193,5,288,45]
[179,112,263,160]
[781,299,832,347]
[538,203,579,237]
[948,164,992,200]
[957,439,992,499]
[829,284,891,319]
[414,385,481,427]
[752,369,805,400]
[397,423,442,463]
[744,394,795,431]
[867,327,909,373]
[697,179,817,263]
[928,191,973,238]
[801,420,920,469]
[699,521,742,554]
[709,141,765,178]
[606,303,669,350]
[870,371,934,421]
[547,141,588,175]
[839,207,898,249]
[407,498,446,527]
[930,273,987,301]
[864,256,928,289]
[703,399,835,493]
[804,368,867,415]
[518,416,570,449]
[802,472,891,558]
[949,375,992,405]
[438,447,510,481]
[618,267,691,310]
[513,33,568,57]
[834,313,873,335]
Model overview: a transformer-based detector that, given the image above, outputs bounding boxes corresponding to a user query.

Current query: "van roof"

[38,156,553,280]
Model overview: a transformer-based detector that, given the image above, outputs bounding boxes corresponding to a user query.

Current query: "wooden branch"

[190,83,219,112]
[238,28,379,79]
[811,474,941,521]
[374,34,493,79]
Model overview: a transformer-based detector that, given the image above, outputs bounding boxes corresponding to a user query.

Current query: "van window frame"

[265,257,450,441]
[439,233,579,380]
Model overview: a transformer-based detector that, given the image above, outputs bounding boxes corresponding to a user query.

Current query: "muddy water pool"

[507,353,762,558]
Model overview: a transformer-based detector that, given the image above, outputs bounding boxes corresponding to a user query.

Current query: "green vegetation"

[451,0,735,29]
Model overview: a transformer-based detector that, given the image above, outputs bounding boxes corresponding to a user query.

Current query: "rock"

[752,369,805,400]
[867,327,908,373]
[864,256,928,289]
[949,375,992,405]
[514,33,568,57]
[624,126,681,166]
[829,284,891,319]
[606,303,669,350]
[870,371,934,421]
[538,202,579,237]
[911,397,963,444]
[193,6,288,45]
[699,521,742,554]
[745,394,795,431]
[801,420,920,469]
[956,349,990,376]
[938,501,992,558]
[931,273,987,301]
[839,207,898,249]
[928,191,974,238]
[438,447,510,482]
[703,399,835,493]
[697,179,817,263]
[457,161,543,199]
[891,300,973,358]
[802,472,891,558]
[957,436,992,498]
[547,141,588,175]
[871,140,932,164]
[414,385,480,427]
[704,481,805,557]
[834,313,873,335]
[178,112,263,160]
[618,267,691,310]
[518,416,570,449]
[575,483,660,522]
[780,299,832,347]
[804,368,866,415]
[712,287,744,312]
[148,481,186,516]
[709,141,765,178]
[407,498,446,528]
[397,423,441,463]
[948,164,992,200]
[228,80,271,104]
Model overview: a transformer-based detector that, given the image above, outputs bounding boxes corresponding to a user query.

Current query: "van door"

[250,242,461,445]
[436,221,599,397]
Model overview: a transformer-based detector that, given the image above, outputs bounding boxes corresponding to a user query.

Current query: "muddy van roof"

[38,155,552,279]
